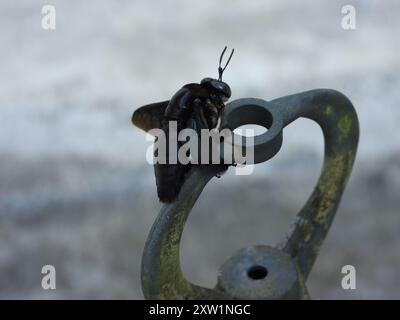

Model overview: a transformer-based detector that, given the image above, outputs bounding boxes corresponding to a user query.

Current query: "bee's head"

[200,46,234,103]
[200,78,231,102]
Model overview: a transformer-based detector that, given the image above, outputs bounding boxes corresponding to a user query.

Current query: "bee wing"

[132,100,169,133]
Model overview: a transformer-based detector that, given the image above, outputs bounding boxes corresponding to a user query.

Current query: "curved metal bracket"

[141,89,359,299]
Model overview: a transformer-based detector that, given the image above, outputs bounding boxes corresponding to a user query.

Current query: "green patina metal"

[140,89,359,299]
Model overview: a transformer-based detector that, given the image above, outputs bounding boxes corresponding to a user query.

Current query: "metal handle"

[141,89,359,299]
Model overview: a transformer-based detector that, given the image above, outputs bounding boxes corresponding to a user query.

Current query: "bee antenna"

[218,46,234,81]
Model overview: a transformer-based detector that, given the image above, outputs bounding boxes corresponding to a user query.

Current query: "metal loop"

[141,89,359,299]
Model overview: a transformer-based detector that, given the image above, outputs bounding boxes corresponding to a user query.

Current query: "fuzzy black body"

[132,47,233,202]
[153,117,190,202]
[133,83,227,202]
[154,83,220,202]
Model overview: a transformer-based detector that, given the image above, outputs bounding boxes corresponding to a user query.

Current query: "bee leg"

[215,164,229,178]
[192,98,209,130]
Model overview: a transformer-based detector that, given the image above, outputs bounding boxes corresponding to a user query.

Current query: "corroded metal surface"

[141,89,359,299]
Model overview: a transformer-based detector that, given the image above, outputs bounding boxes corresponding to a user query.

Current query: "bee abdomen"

[154,162,190,202]
[153,118,190,203]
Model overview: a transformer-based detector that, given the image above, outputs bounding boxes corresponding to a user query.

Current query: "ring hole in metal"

[217,245,300,299]
[233,124,268,137]
[220,98,284,164]
[247,265,268,280]
[225,104,273,143]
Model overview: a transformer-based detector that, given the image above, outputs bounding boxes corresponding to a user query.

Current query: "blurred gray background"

[0,0,399,299]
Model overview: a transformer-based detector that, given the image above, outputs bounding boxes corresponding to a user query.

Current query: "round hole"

[247,265,268,280]
[233,124,268,137]
[227,104,273,131]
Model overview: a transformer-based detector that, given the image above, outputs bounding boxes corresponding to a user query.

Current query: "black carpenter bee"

[132,47,234,202]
